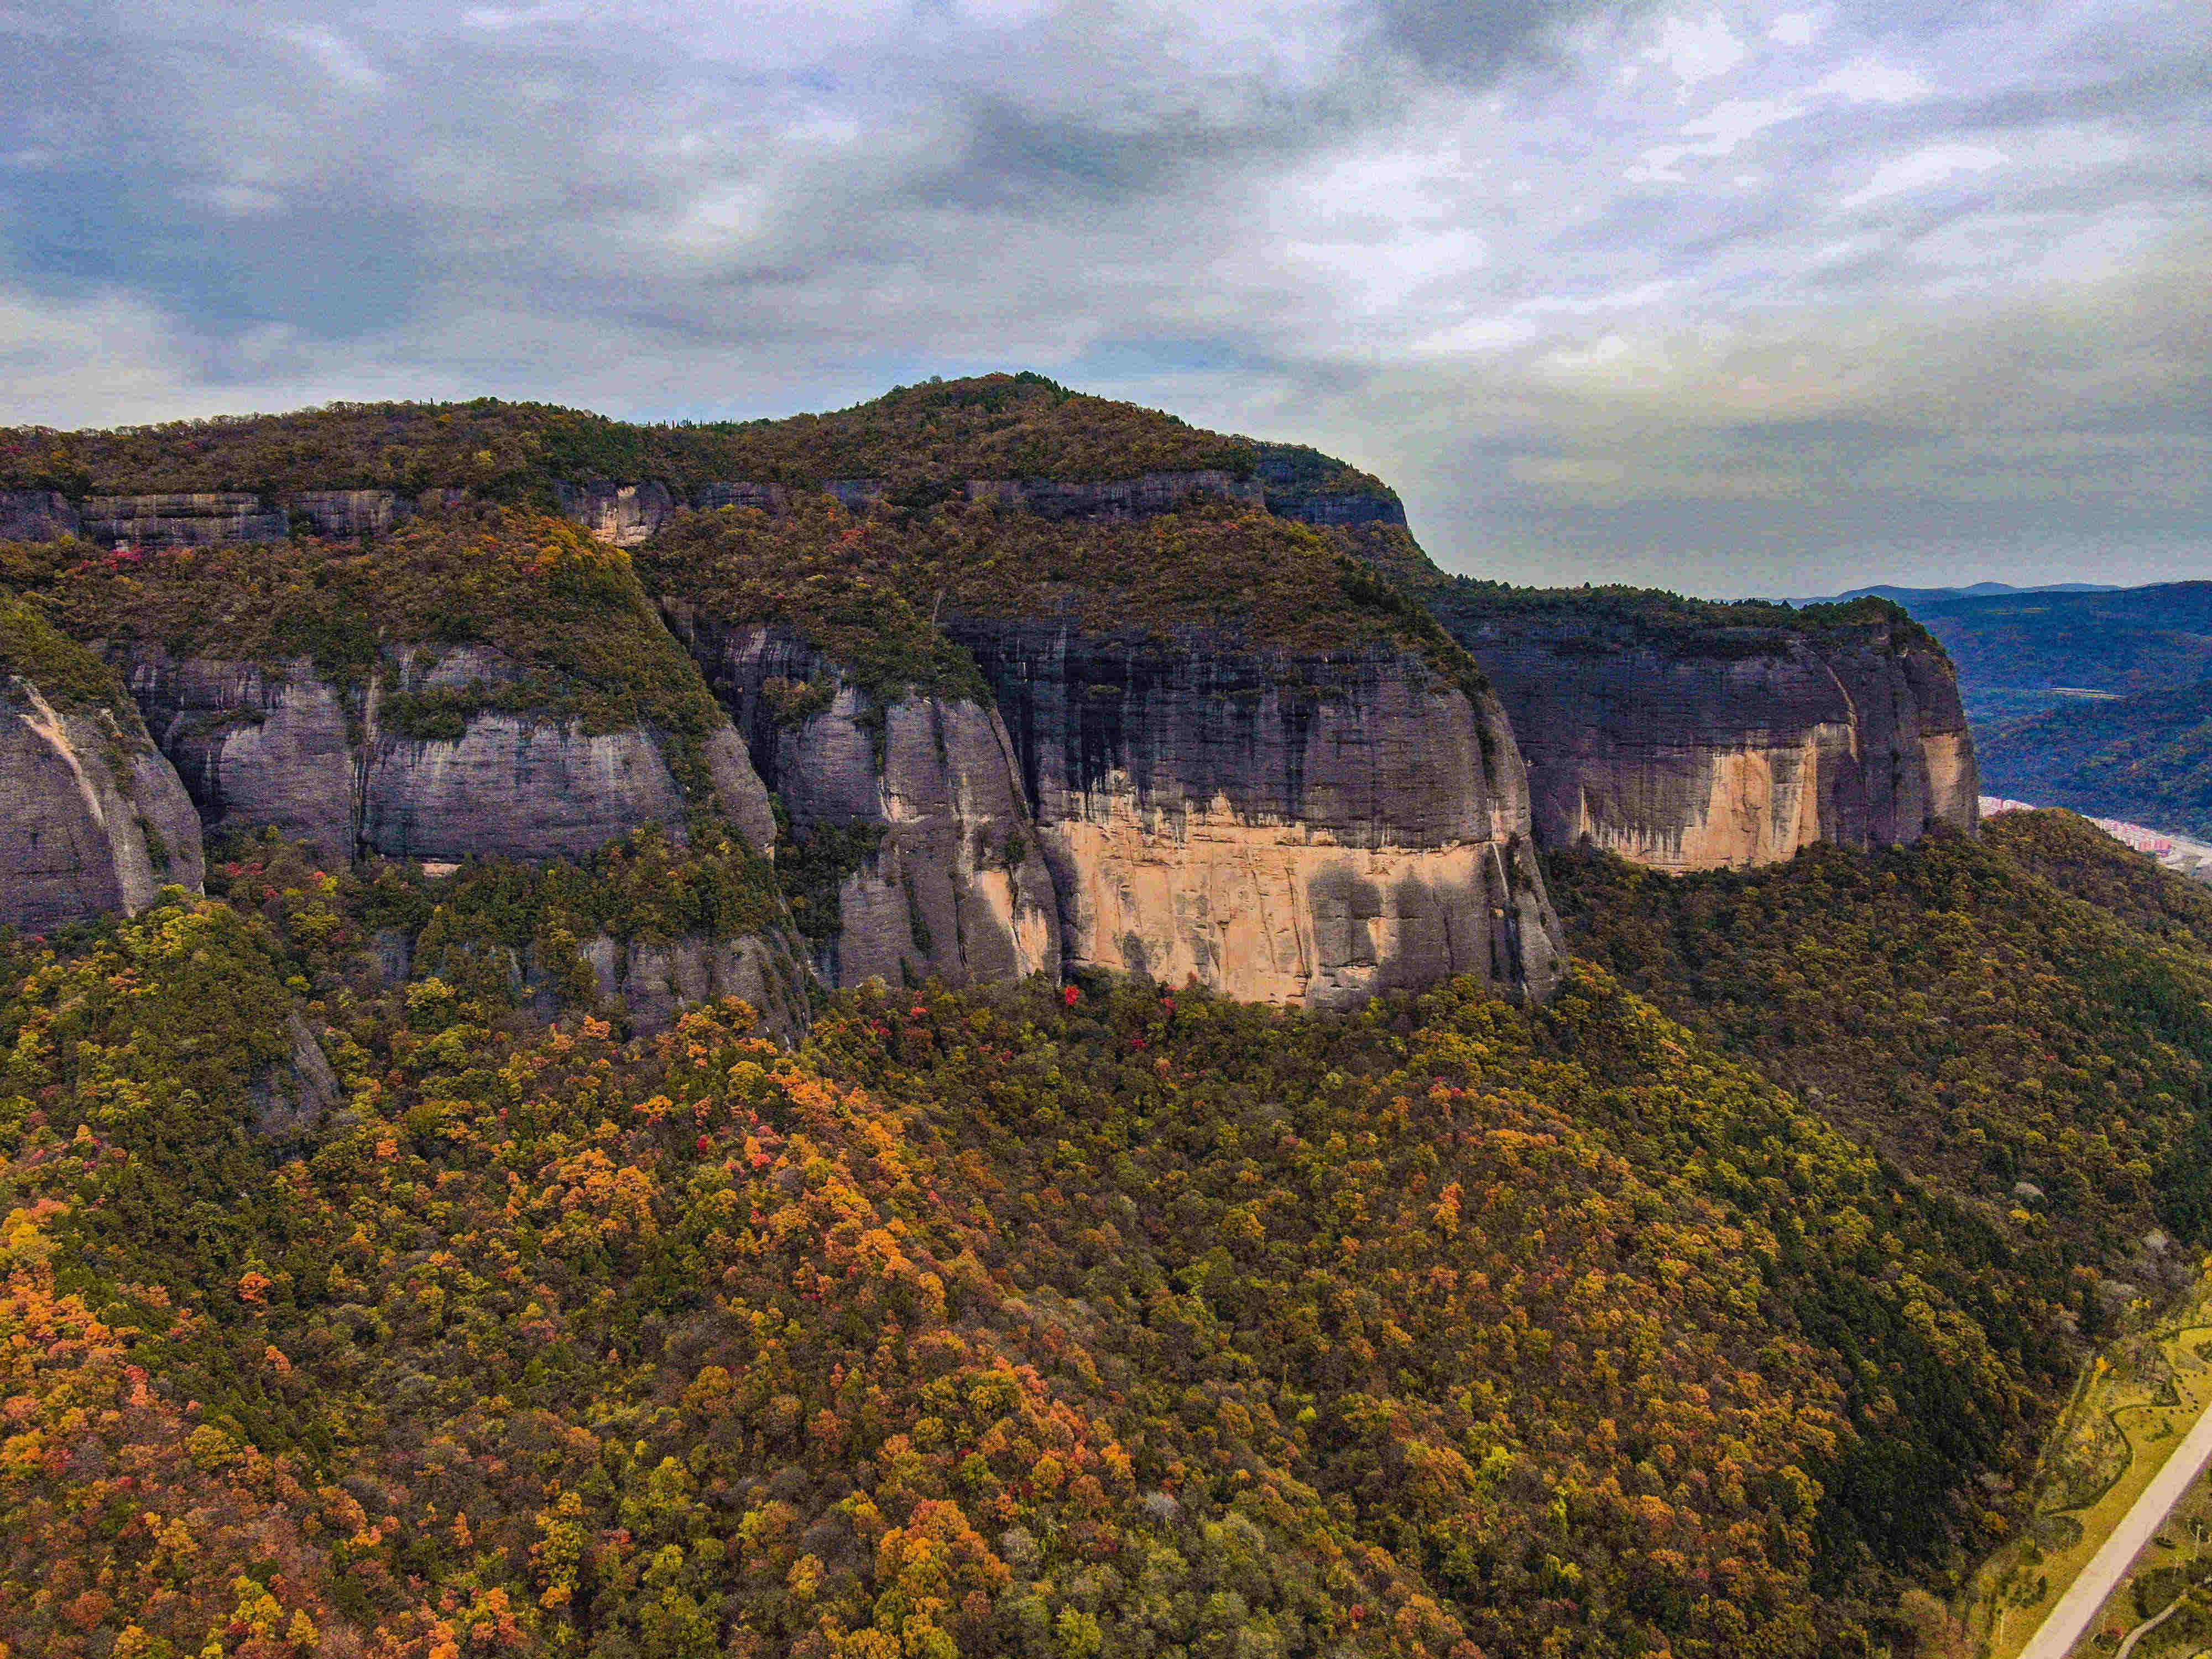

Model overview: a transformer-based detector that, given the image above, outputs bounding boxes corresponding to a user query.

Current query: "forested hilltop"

[0,375,1390,504]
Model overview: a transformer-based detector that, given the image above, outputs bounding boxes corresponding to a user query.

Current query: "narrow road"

[2018,1394,2212,1659]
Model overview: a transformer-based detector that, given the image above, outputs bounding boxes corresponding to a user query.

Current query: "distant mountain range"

[1809,578,2212,834]
[1786,581,2122,606]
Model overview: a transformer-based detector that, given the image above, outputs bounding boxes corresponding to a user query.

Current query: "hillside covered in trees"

[1973,684,2212,839]
[1,809,2209,1657]
[0,376,1389,506]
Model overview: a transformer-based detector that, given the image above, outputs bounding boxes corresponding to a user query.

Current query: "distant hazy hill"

[1788,581,2120,606]
[1980,682,2212,839]
[1860,582,2212,723]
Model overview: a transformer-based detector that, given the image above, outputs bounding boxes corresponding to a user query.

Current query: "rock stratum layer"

[953,622,1564,1010]
[116,643,776,865]
[1436,602,1978,872]
[2,374,1987,1025]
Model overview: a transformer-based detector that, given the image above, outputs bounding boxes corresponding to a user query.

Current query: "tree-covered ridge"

[0,375,1359,502]
[1903,582,2212,721]
[0,588,146,723]
[638,497,1488,705]
[1425,578,1942,660]
[13,816,2189,1657]
[1976,683,2212,841]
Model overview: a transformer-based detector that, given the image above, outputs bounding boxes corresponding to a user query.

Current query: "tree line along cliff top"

[0,372,1398,502]
[1,372,1963,683]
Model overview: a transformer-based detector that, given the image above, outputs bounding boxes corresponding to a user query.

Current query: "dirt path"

[2018,1395,2212,1659]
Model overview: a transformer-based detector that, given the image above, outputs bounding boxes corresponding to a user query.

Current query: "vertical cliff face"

[662,611,1061,990]
[1436,605,1979,872]
[117,643,776,864]
[0,490,81,542]
[950,621,1563,1010]
[1,625,205,933]
[82,493,290,547]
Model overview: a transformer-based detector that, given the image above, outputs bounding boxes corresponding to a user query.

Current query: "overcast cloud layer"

[2,0,2206,594]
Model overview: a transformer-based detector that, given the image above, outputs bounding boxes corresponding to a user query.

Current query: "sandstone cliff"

[2,602,205,932]
[118,643,776,865]
[1429,593,1978,872]
[951,620,1563,1010]
[661,611,1061,990]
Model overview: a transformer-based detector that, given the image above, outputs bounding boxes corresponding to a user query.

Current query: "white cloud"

[1768,12,1820,48]
[1644,11,1750,92]
[1842,143,2010,208]
[282,25,387,90]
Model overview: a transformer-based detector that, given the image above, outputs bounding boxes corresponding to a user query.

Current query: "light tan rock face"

[118,644,776,863]
[662,613,1062,990]
[952,623,1564,1010]
[1561,722,1859,874]
[559,482,679,547]
[1,675,204,931]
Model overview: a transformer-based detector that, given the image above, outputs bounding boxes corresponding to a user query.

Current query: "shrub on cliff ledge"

[0,588,139,716]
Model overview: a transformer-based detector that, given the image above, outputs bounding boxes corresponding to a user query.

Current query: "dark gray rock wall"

[583,932,812,1043]
[116,644,776,864]
[81,493,288,547]
[0,491,82,542]
[121,651,362,860]
[1451,614,1979,871]
[962,471,1264,521]
[290,489,413,538]
[660,610,1062,991]
[1,675,205,932]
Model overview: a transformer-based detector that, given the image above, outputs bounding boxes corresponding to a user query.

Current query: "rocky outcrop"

[290,489,412,538]
[583,932,811,1040]
[661,612,1062,990]
[12,462,1365,554]
[1444,609,1979,872]
[693,482,793,514]
[1256,445,1407,528]
[557,481,679,547]
[963,471,1264,521]
[249,1010,345,1137]
[81,493,288,548]
[950,622,1563,1010]
[1,674,205,932]
[0,490,81,542]
[117,644,776,864]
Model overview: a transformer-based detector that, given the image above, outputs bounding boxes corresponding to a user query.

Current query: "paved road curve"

[2018,1394,2212,1659]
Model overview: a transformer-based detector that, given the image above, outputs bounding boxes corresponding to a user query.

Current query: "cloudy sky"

[2,0,2205,595]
